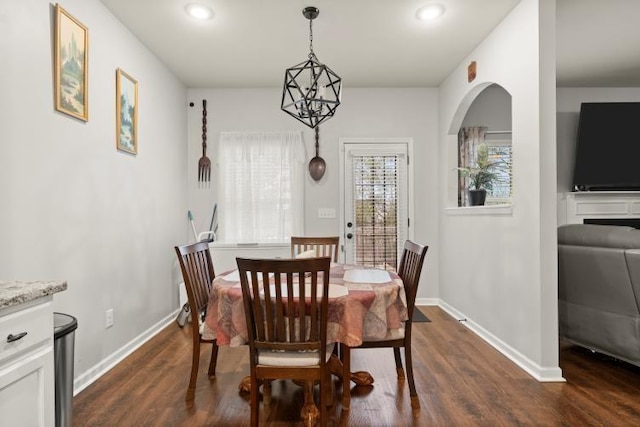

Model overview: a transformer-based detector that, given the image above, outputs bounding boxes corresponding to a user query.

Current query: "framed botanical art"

[116,68,138,154]
[54,4,89,121]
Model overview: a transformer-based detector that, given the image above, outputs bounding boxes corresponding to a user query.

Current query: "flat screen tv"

[573,102,640,191]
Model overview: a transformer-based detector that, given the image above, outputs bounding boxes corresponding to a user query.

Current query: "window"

[485,138,512,204]
[217,131,304,242]
[458,127,512,206]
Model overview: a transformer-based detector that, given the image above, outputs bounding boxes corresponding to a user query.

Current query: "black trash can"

[54,313,78,427]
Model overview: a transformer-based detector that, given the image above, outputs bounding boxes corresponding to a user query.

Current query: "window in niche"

[458,129,512,206]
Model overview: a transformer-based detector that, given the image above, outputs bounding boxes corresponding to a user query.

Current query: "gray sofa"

[558,223,640,367]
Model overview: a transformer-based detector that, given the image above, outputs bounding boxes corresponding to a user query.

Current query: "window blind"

[486,142,512,201]
[350,153,407,271]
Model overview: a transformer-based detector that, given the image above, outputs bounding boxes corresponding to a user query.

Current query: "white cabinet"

[0,297,55,427]
[560,191,640,227]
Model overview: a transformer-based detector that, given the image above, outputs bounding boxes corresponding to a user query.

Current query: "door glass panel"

[344,144,408,271]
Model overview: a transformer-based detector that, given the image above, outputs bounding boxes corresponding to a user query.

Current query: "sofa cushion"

[559,245,640,315]
[623,249,640,312]
[558,224,638,249]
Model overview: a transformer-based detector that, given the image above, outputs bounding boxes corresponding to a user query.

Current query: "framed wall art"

[116,68,138,154]
[54,4,89,121]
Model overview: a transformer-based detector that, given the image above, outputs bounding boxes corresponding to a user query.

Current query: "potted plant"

[458,143,497,206]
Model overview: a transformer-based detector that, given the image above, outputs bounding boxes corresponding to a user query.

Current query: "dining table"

[201,262,409,413]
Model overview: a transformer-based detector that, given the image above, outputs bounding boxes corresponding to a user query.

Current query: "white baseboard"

[437,300,565,382]
[73,308,181,395]
[415,297,440,306]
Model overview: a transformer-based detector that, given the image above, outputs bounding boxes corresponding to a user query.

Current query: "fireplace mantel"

[563,191,640,225]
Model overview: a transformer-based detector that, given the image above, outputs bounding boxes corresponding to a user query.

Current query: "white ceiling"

[556,0,640,87]
[100,0,640,88]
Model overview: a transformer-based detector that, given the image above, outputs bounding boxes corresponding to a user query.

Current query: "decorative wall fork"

[198,99,211,182]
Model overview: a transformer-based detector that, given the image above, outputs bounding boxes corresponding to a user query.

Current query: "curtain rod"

[486,130,512,134]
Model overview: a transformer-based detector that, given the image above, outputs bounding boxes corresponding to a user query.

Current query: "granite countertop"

[0,281,67,310]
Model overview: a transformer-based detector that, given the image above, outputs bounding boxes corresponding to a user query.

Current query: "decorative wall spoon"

[308,126,326,181]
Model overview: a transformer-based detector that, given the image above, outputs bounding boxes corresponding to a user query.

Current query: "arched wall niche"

[447,82,513,207]
[448,81,496,134]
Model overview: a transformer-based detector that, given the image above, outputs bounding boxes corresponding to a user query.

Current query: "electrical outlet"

[105,309,114,328]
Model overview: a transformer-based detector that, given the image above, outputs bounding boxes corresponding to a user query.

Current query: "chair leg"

[393,347,405,380]
[250,375,259,427]
[325,368,334,409]
[341,345,351,411]
[300,380,320,427]
[208,340,218,377]
[186,340,200,401]
[404,345,420,409]
[320,372,329,427]
[263,379,272,405]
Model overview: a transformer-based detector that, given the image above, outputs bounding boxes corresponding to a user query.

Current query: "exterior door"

[341,140,411,270]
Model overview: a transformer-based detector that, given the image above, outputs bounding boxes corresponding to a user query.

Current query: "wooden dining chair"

[291,236,340,262]
[340,240,428,410]
[237,256,333,427]
[175,241,219,401]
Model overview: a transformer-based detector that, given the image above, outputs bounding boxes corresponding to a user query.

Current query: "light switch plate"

[105,309,114,328]
[318,208,336,219]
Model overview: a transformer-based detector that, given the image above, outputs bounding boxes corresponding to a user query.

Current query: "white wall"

[437,0,562,380]
[1,0,188,391]
[186,88,440,298]
[462,84,512,131]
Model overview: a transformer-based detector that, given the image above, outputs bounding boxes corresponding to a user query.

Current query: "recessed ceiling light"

[416,4,445,21]
[185,3,214,20]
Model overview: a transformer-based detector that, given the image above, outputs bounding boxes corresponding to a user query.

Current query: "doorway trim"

[338,137,415,259]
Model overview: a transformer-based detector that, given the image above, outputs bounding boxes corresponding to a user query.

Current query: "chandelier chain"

[308,18,314,57]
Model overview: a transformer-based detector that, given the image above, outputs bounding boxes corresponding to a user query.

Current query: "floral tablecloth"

[202,264,408,347]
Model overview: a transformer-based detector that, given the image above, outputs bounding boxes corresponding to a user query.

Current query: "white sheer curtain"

[217,131,305,242]
[458,126,487,206]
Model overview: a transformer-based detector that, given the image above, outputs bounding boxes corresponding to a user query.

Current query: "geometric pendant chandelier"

[281,6,342,129]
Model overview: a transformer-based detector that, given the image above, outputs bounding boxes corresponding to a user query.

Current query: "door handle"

[7,332,28,343]
[346,233,353,239]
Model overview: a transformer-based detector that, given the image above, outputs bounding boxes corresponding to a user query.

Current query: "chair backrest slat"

[286,272,295,343]
[291,236,340,263]
[397,240,428,320]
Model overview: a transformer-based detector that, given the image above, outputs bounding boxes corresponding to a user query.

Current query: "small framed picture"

[54,4,89,121]
[116,68,138,154]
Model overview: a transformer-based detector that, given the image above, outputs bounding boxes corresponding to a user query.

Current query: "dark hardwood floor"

[73,306,640,426]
